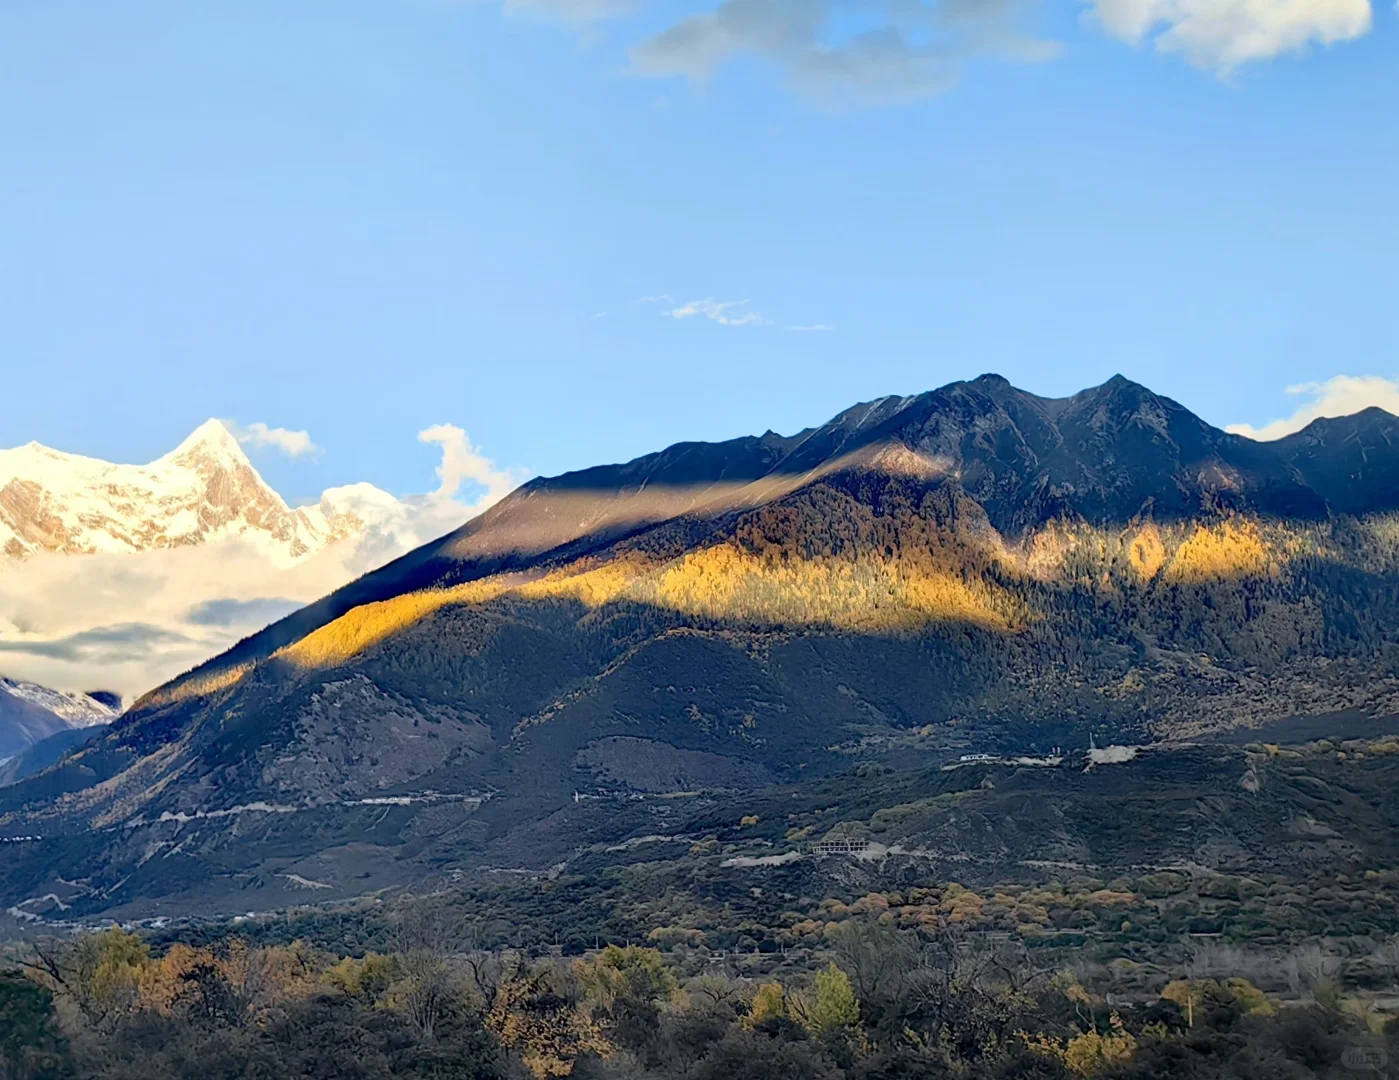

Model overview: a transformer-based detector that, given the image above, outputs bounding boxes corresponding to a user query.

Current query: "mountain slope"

[5,374,1399,918]
[0,723,110,787]
[1273,406,1399,516]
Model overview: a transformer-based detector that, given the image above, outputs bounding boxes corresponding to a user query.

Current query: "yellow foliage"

[488,973,609,1079]
[747,982,786,1027]
[1127,525,1166,580]
[1162,978,1274,1018]
[1085,889,1137,907]
[54,932,322,1027]
[515,556,649,608]
[139,939,318,1018]
[1051,971,1096,1008]
[279,581,508,669]
[574,945,676,1016]
[138,663,252,709]
[321,953,399,1002]
[278,554,656,670]
[940,889,986,924]
[1165,522,1273,583]
[1024,1013,1137,1077]
[82,929,152,1021]
[1224,978,1275,1016]
[646,926,705,948]
[277,527,1024,671]
[244,941,320,1004]
[800,964,860,1034]
[139,943,213,1016]
[896,566,1015,630]
[1014,903,1051,926]
[644,543,1014,632]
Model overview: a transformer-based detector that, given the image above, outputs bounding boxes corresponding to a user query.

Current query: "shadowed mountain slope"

[0,723,109,787]
[5,374,1399,918]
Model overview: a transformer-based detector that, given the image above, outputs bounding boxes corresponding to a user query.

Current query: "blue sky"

[2,0,1396,506]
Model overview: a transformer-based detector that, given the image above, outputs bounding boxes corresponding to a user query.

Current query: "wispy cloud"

[489,0,637,25]
[1227,375,1399,441]
[643,293,824,330]
[225,420,321,459]
[0,623,196,664]
[630,0,1060,105]
[1083,0,1373,72]
[186,598,303,628]
[664,298,768,327]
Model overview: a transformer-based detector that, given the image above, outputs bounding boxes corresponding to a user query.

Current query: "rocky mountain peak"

[160,418,254,473]
[0,422,362,563]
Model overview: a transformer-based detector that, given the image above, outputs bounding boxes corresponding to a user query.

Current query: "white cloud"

[1085,0,1372,71]
[789,324,833,332]
[665,298,768,327]
[474,0,1370,101]
[1227,375,1399,441]
[630,0,1060,105]
[417,423,521,506]
[637,294,675,305]
[494,0,636,24]
[0,425,525,698]
[225,420,322,459]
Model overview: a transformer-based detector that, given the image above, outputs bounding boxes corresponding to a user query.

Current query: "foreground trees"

[2,918,1396,1080]
[0,971,67,1080]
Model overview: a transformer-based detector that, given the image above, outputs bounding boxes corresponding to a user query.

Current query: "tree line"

[2,903,1394,1080]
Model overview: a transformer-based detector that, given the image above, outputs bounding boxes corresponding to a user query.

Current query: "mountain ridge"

[104,373,1399,770]
[4,373,1399,919]
[122,373,1393,696]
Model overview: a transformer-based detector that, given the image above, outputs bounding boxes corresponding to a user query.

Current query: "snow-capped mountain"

[0,419,515,700]
[0,420,400,566]
[0,677,118,728]
[0,676,119,763]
